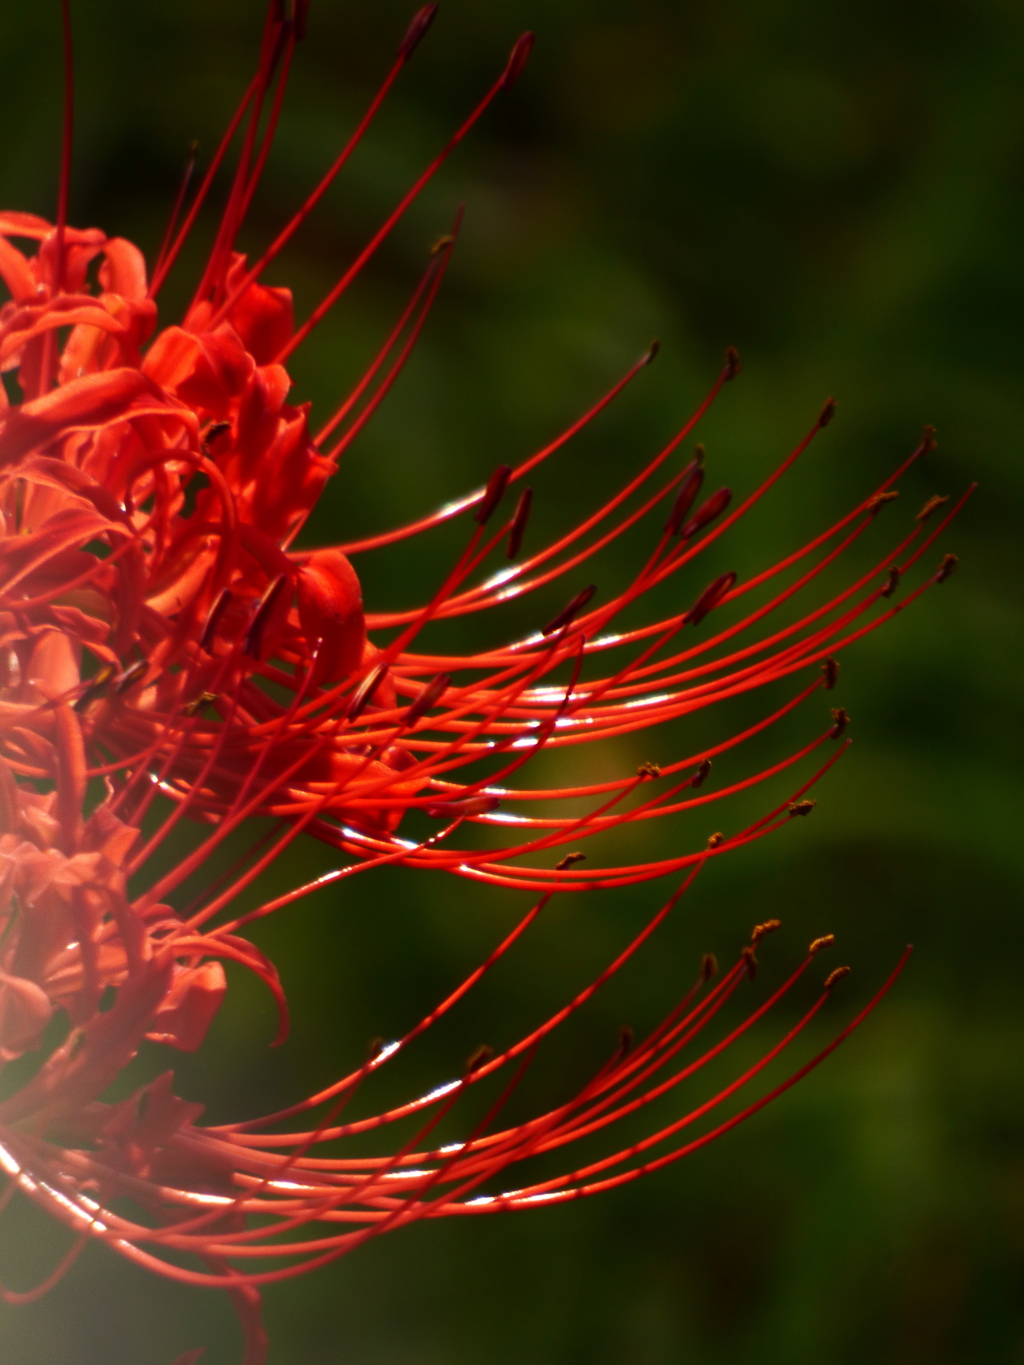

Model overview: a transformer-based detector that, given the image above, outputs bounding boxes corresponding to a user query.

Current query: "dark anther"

[830,706,850,739]
[182,691,217,718]
[867,490,899,514]
[809,934,835,955]
[706,831,724,849]
[73,662,117,712]
[664,460,704,537]
[821,657,839,690]
[680,487,732,541]
[200,588,233,652]
[405,673,451,726]
[245,575,289,660]
[397,4,438,60]
[501,32,534,89]
[507,487,533,559]
[556,851,587,871]
[916,494,949,523]
[366,1036,386,1062]
[293,0,309,39]
[818,397,837,428]
[637,761,661,779]
[617,1025,634,1058]
[921,425,938,455]
[788,798,816,817]
[741,945,758,979]
[201,420,231,454]
[691,758,712,789]
[645,338,661,364]
[693,443,705,467]
[824,965,851,989]
[937,553,958,583]
[724,345,741,380]
[346,661,389,721]
[114,659,149,694]
[430,233,455,256]
[685,570,737,627]
[880,565,901,599]
[425,794,500,819]
[700,952,718,981]
[543,584,596,636]
[752,919,781,944]
[466,1044,494,1075]
[475,464,512,525]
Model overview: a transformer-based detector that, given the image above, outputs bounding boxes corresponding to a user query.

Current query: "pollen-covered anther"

[114,659,149,694]
[507,486,533,559]
[405,673,451,725]
[691,758,712,789]
[822,657,839,690]
[706,832,724,849]
[880,565,901,598]
[555,851,586,870]
[73,662,116,711]
[182,691,217,718]
[788,799,816,817]
[808,934,835,955]
[867,490,900,514]
[430,233,455,256]
[245,574,291,660]
[685,570,737,627]
[741,945,758,979]
[465,1044,494,1075]
[200,590,233,653]
[680,489,732,542]
[824,965,851,989]
[830,706,850,739]
[700,952,718,981]
[345,660,389,722]
[937,553,958,583]
[818,397,837,428]
[916,494,949,523]
[474,463,512,525]
[724,345,741,380]
[543,584,596,636]
[637,761,661,779]
[425,795,501,820]
[664,460,705,536]
[751,919,781,944]
[201,419,231,453]
[921,424,938,454]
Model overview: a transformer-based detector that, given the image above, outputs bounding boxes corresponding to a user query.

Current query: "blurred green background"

[0,1,1022,1361]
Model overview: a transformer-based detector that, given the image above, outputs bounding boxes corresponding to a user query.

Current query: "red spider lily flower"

[0,3,967,1361]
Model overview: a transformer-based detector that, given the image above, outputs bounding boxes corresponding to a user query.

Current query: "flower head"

[0,3,968,1360]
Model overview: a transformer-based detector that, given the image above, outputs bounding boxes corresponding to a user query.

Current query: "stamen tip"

[824,965,851,989]
[809,934,835,955]
[398,4,439,60]
[788,799,816,817]
[937,553,958,583]
[818,397,837,428]
[502,32,534,89]
[751,919,781,944]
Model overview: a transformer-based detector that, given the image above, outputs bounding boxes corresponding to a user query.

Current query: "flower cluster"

[0,4,966,1361]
